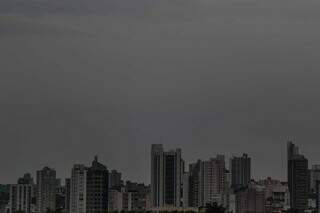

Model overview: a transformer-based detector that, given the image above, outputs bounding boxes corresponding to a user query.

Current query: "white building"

[9,184,33,213]
[187,155,226,207]
[70,164,87,213]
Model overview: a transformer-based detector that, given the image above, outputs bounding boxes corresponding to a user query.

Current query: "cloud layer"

[1,0,320,183]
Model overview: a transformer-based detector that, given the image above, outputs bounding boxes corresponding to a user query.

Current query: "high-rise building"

[86,156,109,213]
[230,154,251,190]
[36,167,56,213]
[223,170,236,213]
[65,178,71,213]
[9,184,33,213]
[182,172,190,208]
[188,160,202,207]
[202,155,226,205]
[17,173,36,205]
[109,170,122,189]
[187,156,226,207]
[151,144,183,208]
[287,141,308,213]
[70,164,87,213]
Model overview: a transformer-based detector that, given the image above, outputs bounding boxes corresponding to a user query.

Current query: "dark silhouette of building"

[188,160,202,207]
[287,142,308,213]
[65,178,71,213]
[151,144,183,208]
[18,173,34,185]
[316,180,320,213]
[108,170,122,190]
[36,167,56,213]
[125,181,150,211]
[86,156,109,213]
[55,184,66,212]
[0,185,9,213]
[230,154,251,190]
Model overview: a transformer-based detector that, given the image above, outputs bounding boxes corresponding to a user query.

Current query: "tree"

[46,208,63,213]
[203,203,231,213]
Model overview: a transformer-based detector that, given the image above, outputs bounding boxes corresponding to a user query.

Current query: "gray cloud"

[1,0,320,184]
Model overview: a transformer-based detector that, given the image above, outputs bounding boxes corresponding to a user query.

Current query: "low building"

[258,178,290,212]
[236,181,265,213]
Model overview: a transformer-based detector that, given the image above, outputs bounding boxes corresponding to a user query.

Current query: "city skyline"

[2,0,320,211]
[4,143,308,213]
[1,141,316,186]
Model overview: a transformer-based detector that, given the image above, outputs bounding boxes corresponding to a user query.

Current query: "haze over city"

[2,0,320,187]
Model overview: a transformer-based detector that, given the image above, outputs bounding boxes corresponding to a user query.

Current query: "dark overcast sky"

[1,0,320,184]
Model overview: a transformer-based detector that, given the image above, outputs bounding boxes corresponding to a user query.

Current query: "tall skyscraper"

[70,164,87,213]
[151,144,183,208]
[230,154,251,190]
[86,156,109,213]
[109,170,122,189]
[182,172,190,208]
[287,141,308,213]
[188,160,202,207]
[9,184,33,213]
[202,155,226,205]
[36,167,56,213]
[187,155,226,207]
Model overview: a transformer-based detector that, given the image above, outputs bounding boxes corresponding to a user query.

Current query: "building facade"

[235,181,265,213]
[86,156,109,213]
[310,165,320,193]
[186,155,226,208]
[65,178,71,213]
[230,154,251,190]
[9,184,33,213]
[259,177,290,212]
[151,144,183,208]
[70,164,87,213]
[109,170,122,190]
[36,167,56,213]
[287,142,308,213]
